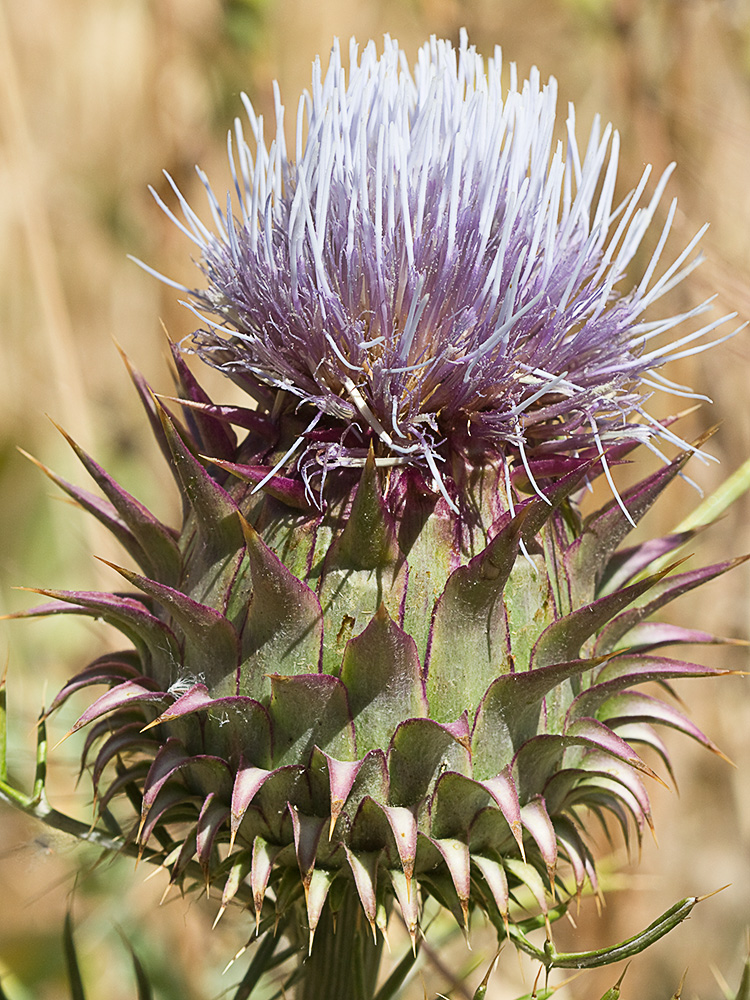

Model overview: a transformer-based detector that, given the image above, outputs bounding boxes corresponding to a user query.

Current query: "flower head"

[150,31,732,501]
[9,33,742,989]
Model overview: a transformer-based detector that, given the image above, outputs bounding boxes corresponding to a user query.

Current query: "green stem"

[297,885,384,1000]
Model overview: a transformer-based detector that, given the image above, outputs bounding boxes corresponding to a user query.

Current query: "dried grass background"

[1,0,750,997]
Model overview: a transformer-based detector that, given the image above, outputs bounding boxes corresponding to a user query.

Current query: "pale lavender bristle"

[148,30,734,483]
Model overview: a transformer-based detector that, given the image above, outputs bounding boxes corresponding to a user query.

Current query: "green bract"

[14,359,740,976]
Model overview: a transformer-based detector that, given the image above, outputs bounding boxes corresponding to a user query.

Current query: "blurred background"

[1,0,750,997]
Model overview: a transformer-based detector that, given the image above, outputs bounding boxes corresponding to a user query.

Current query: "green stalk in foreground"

[3,31,748,999]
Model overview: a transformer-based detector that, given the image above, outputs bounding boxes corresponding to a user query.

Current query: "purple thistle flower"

[7,33,746,991]
[143,31,735,506]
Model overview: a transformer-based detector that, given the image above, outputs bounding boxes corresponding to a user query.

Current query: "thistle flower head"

[153,30,732,501]
[9,33,743,992]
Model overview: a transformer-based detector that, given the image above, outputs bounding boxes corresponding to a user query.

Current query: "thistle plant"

[2,31,747,1000]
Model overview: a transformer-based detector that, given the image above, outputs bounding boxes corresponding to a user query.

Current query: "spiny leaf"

[212,458,315,512]
[471,655,609,779]
[425,507,529,722]
[505,857,550,926]
[156,398,244,554]
[341,604,426,756]
[48,651,143,714]
[388,717,471,808]
[334,448,401,571]
[597,964,629,1000]
[269,673,356,766]
[532,561,686,670]
[0,663,8,784]
[569,428,716,590]
[430,836,471,926]
[733,944,750,1000]
[115,933,154,1000]
[597,530,700,596]
[429,772,493,840]
[314,748,388,839]
[231,928,284,1000]
[597,691,732,760]
[49,421,182,586]
[520,796,557,886]
[317,453,408,674]
[668,968,688,1000]
[19,449,159,580]
[9,590,181,690]
[568,654,737,722]
[534,889,727,969]
[99,559,240,691]
[116,341,190,468]
[595,556,750,654]
[655,450,750,566]
[238,516,323,698]
[63,680,166,740]
[168,339,237,459]
[471,854,509,930]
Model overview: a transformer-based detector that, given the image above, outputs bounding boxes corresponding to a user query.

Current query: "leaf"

[48,651,143,713]
[733,946,750,1000]
[387,717,471,808]
[269,673,356,766]
[341,604,426,755]
[63,912,86,1000]
[20,450,160,581]
[8,590,181,690]
[319,749,389,839]
[520,796,557,886]
[168,339,238,459]
[597,531,699,596]
[471,854,509,928]
[211,458,314,512]
[426,508,529,722]
[101,561,240,692]
[371,942,421,1000]
[610,620,734,653]
[505,857,550,922]
[532,563,681,670]
[251,835,282,924]
[50,423,182,586]
[595,557,750,655]
[157,399,244,557]
[344,847,380,934]
[141,738,232,812]
[197,793,230,876]
[289,808,327,895]
[317,452,407,673]
[567,654,735,721]
[0,666,8,785]
[596,965,629,1000]
[239,517,324,699]
[389,867,419,950]
[429,772,493,840]
[229,764,282,850]
[231,929,282,1000]
[66,680,167,738]
[539,892,718,969]
[569,432,712,591]
[117,935,153,1000]
[598,691,731,759]
[471,656,607,779]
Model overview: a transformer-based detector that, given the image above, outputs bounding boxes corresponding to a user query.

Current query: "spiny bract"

[16,31,741,969]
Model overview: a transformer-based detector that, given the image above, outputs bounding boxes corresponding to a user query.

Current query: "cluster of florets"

[143,30,734,510]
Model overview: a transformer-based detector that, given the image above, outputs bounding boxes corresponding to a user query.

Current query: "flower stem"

[297,886,384,1000]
